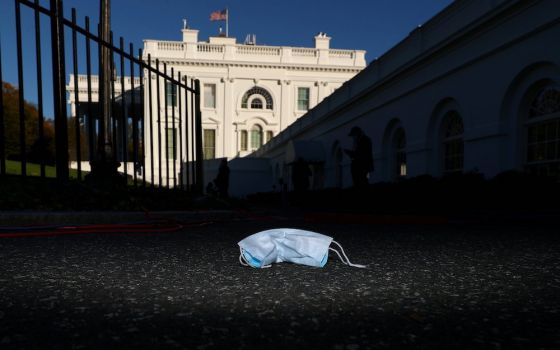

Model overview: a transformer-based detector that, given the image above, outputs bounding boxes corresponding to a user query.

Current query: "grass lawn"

[0,172,204,211]
[0,161,223,211]
[5,160,85,178]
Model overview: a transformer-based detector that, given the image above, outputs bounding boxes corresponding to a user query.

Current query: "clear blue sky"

[0,0,453,118]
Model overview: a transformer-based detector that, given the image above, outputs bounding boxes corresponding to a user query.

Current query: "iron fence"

[0,0,204,192]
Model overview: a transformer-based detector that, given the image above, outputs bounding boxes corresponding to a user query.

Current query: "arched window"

[441,111,464,174]
[529,86,560,117]
[241,87,273,109]
[250,125,263,150]
[526,86,560,177]
[393,128,406,178]
[251,98,263,109]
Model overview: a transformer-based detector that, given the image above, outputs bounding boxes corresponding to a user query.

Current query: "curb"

[0,210,242,225]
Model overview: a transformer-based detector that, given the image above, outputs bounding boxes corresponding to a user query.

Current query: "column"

[280,80,291,130]
[222,77,234,158]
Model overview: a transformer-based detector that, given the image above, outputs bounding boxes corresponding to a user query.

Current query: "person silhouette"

[292,157,311,193]
[344,126,374,188]
[214,158,230,198]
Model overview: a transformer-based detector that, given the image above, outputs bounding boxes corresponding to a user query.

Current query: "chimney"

[314,32,331,49]
[182,28,199,43]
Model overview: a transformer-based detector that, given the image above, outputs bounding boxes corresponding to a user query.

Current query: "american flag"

[210,9,227,21]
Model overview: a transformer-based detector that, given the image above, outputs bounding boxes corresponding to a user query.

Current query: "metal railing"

[0,0,204,193]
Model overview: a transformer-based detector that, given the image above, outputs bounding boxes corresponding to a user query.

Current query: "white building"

[143,29,365,158]
[68,27,366,186]
[254,0,560,191]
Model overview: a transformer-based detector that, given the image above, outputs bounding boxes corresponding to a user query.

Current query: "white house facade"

[67,28,366,187]
[142,29,365,186]
[253,0,560,191]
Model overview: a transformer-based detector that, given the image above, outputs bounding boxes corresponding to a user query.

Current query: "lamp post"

[88,0,122,185]
[99,0,112,159]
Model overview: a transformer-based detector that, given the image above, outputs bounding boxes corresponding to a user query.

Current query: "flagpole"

[226,8,229,37]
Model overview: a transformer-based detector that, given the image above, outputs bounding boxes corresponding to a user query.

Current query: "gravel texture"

[1,219,559,349]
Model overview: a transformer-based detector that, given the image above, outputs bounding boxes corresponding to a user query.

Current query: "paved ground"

[1,218,559,349]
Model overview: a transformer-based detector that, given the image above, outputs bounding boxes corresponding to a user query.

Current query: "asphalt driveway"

[1,219,559,349]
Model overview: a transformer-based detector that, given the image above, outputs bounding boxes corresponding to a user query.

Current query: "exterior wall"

[141,40,364,158]
[69,161,138,176]
[139,33,365,186]
[67,31,366,186]
[67,75,141,116]
[255,0,560,190]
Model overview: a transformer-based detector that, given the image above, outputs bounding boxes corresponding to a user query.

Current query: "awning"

[285,140,325,164]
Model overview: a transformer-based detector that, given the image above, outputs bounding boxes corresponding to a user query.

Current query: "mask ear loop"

[239,247,250,267]
[330,240,367,268]
[329,247,348,266]
[239,247,272,269]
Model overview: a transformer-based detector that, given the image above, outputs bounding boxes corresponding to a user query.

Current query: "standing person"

[292,157,311,193]
[214,158,230,198]
[344,126,374,188]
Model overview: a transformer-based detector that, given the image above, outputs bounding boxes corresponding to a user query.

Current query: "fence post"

[85,0,123,186]
[50,0,69,181]
[0,38,5,176]
[194,79,203,194]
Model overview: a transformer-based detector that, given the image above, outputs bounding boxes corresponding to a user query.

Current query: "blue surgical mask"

[238,228,366,269]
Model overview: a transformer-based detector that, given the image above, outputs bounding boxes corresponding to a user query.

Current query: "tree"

[2,82,56,164]
[67,116,89,162]
[28,120,56,165]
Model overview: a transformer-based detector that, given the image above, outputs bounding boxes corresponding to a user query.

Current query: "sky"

[0,0,453,118]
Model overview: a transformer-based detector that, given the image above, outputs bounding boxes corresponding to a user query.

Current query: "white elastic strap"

[329,247,348,266]
[239,247,250,266]
[239,247,272,268]
[330,240,367,268]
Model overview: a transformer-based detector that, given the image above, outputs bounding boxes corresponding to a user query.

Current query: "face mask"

[238,228,366,269]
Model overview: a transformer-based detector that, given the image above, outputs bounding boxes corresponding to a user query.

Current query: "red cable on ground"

[0,220,215,238]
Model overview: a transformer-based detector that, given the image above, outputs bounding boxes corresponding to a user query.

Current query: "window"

[529,87,560,118]
[240,130,248,151]
[204,84,216,109]
[166,128,176,160]
[241,87,273,109]
[266,131,274,143]
[250,125,263,150]
[251,98,263,109]
[203,129,216,159]
[393,128,407,178]
[297,87,310,111]
[441,111,464,174]
[165,81,177,107]
[526,86,560,177]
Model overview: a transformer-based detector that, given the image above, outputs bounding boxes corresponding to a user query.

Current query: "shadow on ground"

[1,220,559,349]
